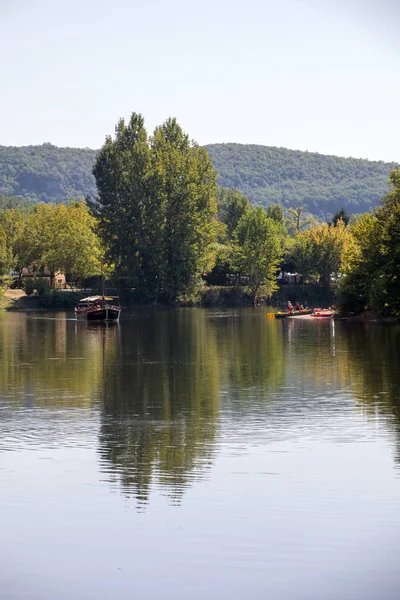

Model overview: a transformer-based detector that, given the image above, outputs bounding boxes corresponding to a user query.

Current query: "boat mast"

[101,262,105,306]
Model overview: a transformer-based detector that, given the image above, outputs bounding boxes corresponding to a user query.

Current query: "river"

[1,308,400,599]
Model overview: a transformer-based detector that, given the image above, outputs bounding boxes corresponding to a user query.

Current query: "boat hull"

[86,307,120,321]
[275,310,313,319]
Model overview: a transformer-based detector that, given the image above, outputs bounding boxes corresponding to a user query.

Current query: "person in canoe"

[287,301,294,313]
[295,302,301,311]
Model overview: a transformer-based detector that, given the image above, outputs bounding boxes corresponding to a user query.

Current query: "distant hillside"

[0,142,397,215]
[205,144,398,216]
[0,143,97,203]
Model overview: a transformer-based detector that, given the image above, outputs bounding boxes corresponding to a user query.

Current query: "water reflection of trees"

[97,309,292,505]
[341,324,400,459]
[0,313,105,406]
[215,311,286,407]
[98,310,220,505]
[3,309,400,505]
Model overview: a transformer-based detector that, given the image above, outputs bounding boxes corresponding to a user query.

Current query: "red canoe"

[311,308,335,318]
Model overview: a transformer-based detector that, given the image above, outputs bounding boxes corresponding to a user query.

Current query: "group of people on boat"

[287,301,307,314]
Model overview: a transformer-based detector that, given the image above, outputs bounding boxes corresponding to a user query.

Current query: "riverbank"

[3,287,399,324]
[3,289,84,311]
[0,284,337,311]
[336,310,400,324]
[0,289,26,310]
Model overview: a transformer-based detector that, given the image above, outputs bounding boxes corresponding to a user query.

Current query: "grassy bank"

[5,290,85,311]
[0,289,26,310]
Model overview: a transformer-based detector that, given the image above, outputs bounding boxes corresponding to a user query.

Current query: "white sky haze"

[1,0,399,162]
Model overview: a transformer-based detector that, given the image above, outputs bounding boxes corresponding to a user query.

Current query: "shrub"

[22,278,50,296]
[35,278,50,296]
[36,291,84,309]
[22,278,36,296]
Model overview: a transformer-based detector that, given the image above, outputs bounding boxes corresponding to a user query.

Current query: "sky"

[1,0,399,162]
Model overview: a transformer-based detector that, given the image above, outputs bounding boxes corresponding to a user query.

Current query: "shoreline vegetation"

[2,284,327,311]
[1,112,399,321]
[3,289,400,324]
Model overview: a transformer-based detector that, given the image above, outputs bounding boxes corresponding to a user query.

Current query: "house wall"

[20,267,66,288]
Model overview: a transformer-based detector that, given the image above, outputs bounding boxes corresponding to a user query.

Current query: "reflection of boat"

[75,296,121,321]
[311,308,335,318]
[274,309,313,319]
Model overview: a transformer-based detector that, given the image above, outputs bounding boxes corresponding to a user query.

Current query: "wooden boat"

[274,309,313,319]
[75,296,121,321]
[75,263,121,322]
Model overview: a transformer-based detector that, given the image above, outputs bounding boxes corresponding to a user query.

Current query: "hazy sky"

[1,0,399,161]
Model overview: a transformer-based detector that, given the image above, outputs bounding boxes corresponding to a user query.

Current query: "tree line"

[1,112,399,316]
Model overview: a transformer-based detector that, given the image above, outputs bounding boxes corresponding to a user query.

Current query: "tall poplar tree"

[91,113,153,293]
[151,118,217,302]
[92,114,218,303]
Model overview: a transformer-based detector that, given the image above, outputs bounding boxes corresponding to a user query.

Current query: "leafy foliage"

[92,114,218,303]
[0,144,97,203]
[233,207,283,302]
[290,219,351,286]
[340,169,400,316]
[331,208,350,227]
[0,201,102,283]
[0,225,12,276]
[205,143,398,215]
[0,208,26,277]
[217,187,250,238]
[22,278,50,296]
[0,194,35,215]
[25,201,103,281]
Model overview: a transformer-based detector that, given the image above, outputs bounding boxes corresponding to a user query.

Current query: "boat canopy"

[79,296,117,303]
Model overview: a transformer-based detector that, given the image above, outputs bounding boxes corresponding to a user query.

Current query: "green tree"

[0,208,29,283]
[286,206,314,235]
[91,113,152,292]
[0,226,12,276]
[151,118,217,302]
[340,213,378,312]
[206,241,234,285]
[292,219,351,286]
[92,113,218,303]
[24,201,102,285]
[217,188,250,239]
[233,207,282,303]
[266,204,284,223]
[288,232,314,280]
[331,208,350,227]
[0,195,35,216]
[340,170,400,316]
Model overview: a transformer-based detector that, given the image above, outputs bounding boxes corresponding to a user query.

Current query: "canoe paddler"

[287,301,294,313]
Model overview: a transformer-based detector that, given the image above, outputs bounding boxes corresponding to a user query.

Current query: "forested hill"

[205,144,398,215]
[0,142,397,215]
[0,143,97,204]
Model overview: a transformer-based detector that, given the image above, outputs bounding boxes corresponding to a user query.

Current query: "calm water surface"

[1,309,400,600]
